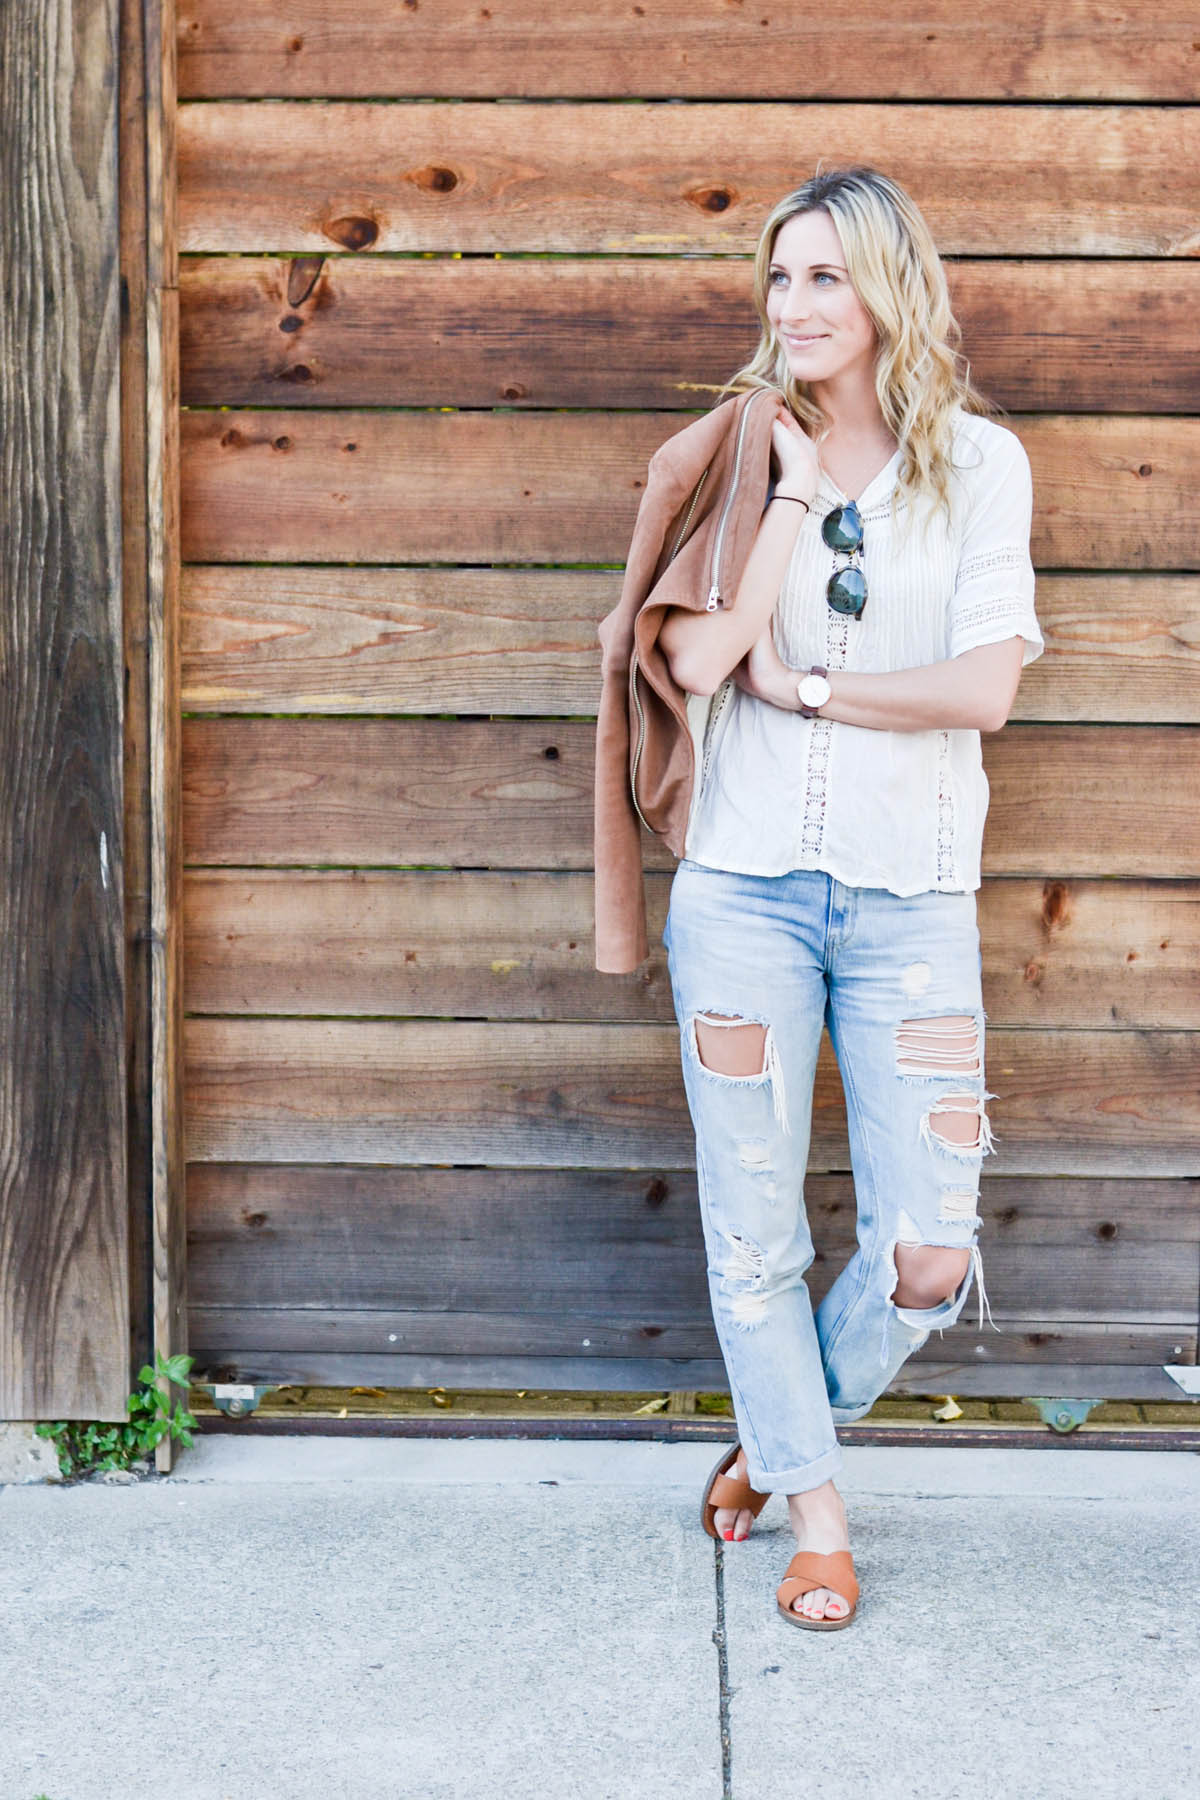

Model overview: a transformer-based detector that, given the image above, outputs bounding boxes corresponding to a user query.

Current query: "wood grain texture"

[182,871,1200,1031]
[1,0,129,1419]
[184,1310,1196,1368]
[180,565,1200,724]
[176,2,1200,101]
[178,410,1200,568]
[120,0,156,1390]
[183,1021,1200,1175]
[144,0,189,1471]
[174,1349,1196,1398]
[186,1166,1200,1324]
[178,255,1200,415]
[177,102,1200,255]
[180,719,1200,878]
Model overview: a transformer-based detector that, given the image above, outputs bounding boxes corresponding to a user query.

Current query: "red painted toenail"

[722,1530,734,1540]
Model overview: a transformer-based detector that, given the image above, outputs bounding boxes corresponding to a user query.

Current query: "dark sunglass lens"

[827,566,868,617]
[821,499,863,554]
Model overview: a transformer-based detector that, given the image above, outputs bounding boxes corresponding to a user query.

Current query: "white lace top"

[682,407,1043,895]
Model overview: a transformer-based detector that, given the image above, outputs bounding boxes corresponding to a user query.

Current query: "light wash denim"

[663,860,999,1496]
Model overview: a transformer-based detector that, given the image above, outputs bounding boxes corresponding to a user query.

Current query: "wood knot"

[1096,1221,1118,1241]
[639,1324,665,1339]
[500,382,528,401]
[286,255,325,308]
[1022,959,1044,987]
[279,363,314,384]
[279,315,304,333]
[273,435,291,451]
[689,185,736,213]
[413,165,459,194]
[644,1177,668,1207]
[326,214,380,251]
[1040,880,1070,932]
[220,428,242,448]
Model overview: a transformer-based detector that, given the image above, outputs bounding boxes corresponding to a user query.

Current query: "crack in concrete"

[712,1539,733,1799]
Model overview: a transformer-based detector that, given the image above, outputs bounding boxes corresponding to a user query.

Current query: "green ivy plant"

[35,1351,197,1481]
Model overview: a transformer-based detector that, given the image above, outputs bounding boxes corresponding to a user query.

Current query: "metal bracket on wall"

[196,1382,278,1419]
[1027,1397,1102,1434]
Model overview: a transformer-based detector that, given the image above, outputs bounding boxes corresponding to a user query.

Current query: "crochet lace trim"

[951,593,1029,636]
[700,680,733,790]
[936,728,957,886]
[957,545,1028,583]
[800,608,850,858]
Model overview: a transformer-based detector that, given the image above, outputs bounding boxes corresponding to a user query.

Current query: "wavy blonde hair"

[716,163,1000,536]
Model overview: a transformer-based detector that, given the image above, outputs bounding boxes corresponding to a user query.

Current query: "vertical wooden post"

[0,2,130,1418]
[119,0,186,1467]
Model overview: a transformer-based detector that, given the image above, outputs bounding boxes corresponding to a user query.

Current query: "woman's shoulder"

[948,405,1030,479]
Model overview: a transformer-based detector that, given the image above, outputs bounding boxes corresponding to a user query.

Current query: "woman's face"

[765,208,879,388]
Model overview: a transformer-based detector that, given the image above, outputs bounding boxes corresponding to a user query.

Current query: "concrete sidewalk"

[2,1438,1197,1800]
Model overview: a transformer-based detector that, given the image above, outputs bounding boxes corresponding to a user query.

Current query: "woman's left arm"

[733,631,1026,733]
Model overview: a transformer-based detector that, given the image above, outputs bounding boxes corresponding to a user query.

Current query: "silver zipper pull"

[706,585,721,611]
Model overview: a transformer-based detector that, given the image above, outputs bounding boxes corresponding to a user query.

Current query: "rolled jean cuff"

[745,1440,844,1496]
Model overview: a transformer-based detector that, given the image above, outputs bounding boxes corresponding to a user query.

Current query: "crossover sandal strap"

[776,1549,859,1612]
[708,1469,770,1517]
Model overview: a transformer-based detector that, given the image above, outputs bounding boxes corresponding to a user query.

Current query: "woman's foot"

[784,1479,853,1621]
[712,1446,758,1541]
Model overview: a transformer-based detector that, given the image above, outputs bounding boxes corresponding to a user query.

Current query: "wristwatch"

[796,665,831,718]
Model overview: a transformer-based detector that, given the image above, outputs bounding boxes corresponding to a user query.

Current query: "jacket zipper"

[628,647,653,832]
[705,390,759,610]
[670,463,710,563]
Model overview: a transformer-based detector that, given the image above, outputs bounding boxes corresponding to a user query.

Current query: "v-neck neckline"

[818,442,903,508]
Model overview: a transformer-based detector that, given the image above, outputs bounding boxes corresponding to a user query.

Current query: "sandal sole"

[777,1600,857,1630]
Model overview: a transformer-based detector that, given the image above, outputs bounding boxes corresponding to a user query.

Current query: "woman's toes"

[793,1587,846,1619]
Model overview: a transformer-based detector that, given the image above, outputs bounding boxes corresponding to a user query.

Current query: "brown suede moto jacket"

[592,385,781,973]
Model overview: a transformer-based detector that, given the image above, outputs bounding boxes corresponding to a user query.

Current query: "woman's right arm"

[658,406,820,697]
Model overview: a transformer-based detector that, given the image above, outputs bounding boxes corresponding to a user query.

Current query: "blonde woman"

[656,166,1042,1629]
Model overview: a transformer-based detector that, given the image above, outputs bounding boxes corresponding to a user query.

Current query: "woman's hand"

[771,401,820,499]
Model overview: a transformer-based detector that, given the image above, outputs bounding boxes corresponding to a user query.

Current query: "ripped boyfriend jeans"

[663,861,999,1496]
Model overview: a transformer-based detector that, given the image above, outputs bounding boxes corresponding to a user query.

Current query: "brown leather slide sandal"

[776,1548,860,1630]
[700,1443,771,1541]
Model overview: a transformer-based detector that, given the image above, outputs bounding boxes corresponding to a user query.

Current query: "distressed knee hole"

[895,1013,981,1079]
[890,1241,972,1311]
[694,1012,767,1076]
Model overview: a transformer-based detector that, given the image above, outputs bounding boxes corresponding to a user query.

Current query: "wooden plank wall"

[0,0,130,1419]
[176,3,1200,1399]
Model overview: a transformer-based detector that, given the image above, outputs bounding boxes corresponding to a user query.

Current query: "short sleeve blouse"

[681,406,1043,895]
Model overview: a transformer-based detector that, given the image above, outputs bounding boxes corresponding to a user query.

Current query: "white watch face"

[799,674,831,708]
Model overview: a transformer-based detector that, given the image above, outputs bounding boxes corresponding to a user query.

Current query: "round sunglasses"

[820,499,868,619]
